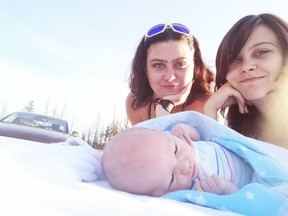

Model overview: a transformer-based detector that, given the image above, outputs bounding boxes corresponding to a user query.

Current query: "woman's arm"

[204,83,248,120]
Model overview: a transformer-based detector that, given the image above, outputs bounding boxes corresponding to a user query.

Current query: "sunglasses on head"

[145,23,191,39]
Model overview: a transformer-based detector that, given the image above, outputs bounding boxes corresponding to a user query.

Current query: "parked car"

[0,112,75,143]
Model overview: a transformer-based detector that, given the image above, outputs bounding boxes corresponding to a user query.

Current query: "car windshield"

[1,112,68,133]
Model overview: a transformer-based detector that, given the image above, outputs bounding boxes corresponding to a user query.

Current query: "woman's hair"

[128,26,215,110]
[215,13,288,137]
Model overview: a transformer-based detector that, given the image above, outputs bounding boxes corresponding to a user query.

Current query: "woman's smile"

[238,75,266,84]
[161,84,180,92]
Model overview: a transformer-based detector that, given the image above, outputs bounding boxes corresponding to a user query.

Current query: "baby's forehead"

[127,127,168,143]
[128,127,162,137]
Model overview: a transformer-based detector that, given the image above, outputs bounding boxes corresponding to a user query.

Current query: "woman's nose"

[241,60,256,73]
[163,67,176,81]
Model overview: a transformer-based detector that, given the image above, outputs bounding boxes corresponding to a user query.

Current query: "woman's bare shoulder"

[186,97,210,113]
[125,92,148,126]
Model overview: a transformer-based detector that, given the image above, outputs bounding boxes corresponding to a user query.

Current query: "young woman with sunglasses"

[126,23,215,125]
[203,13,288,148]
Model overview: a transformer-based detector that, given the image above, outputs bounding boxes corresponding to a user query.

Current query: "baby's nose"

[179,159,189,175]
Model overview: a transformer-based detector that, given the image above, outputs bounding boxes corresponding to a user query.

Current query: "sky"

[0,0,287,132]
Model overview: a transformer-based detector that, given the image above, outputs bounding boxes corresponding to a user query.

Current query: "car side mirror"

[71,131,80,137]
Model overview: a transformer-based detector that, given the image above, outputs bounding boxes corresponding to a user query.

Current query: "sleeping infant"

[102,123,254,196]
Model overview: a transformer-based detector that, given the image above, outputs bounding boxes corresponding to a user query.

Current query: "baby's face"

[132,129,198,196]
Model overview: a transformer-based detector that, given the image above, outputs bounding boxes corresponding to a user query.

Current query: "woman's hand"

[162,81,193,106]
[204,83,248,120]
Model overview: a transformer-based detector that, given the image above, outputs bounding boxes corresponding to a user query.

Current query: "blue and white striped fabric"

[192,141,254,189]
[136,111,288,216]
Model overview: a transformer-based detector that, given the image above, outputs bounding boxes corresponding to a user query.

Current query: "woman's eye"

[153,63,164,69]
[255,50,269,57]
[175,62,186,68]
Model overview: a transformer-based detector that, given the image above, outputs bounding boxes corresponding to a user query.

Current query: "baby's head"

[102,127,197,196]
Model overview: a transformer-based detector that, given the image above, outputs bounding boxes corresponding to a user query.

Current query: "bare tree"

[0,102,8,118]
[69,109,76,133]
[45,95,51,115]
[23,100,35,112]
[60,102,66,119]
[122,118,130,130]
[52,105,57,117]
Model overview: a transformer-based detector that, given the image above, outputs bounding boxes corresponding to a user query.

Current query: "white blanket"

[0,136,241,216]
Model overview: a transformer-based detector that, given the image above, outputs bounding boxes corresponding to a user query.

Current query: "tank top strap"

[148,100,153,119]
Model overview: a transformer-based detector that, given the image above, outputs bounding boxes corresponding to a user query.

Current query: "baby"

[102,123,254,196]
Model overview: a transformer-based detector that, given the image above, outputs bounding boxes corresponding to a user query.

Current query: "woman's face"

[226,25,284,105]
[146,40,194,98]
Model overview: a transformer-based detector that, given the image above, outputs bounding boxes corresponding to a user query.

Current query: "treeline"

[81,118,130,150]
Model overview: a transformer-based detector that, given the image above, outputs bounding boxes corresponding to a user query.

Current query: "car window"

[1,112,68,133]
